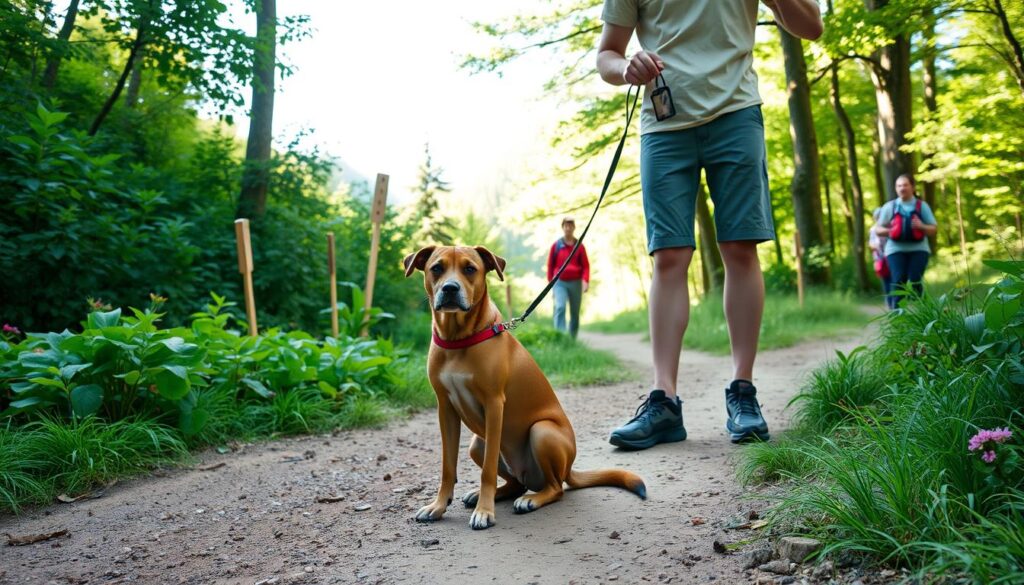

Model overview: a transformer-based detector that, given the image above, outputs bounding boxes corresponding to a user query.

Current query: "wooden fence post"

[327,233,338,338]
[234,218,258,336]
[362,173,389,336]
[794,232,805,309]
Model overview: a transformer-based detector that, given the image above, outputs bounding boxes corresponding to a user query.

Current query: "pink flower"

[982,450,997,464]
[968,427,1013,452]
[2,324,19,334]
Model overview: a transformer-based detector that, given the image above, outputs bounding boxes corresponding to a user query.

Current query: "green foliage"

[514,323,629,387]
[0,294,402,437]
[738,261,1024,579]
[0,415,188,512]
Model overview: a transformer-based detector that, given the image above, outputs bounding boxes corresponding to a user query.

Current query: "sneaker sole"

[727,426,770,444]
[609,426,687,451]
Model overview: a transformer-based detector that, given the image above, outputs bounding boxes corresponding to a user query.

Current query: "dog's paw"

[512,495,537,514]
[468,507,495,530]
[414,501,448,523]
[462,489,480,508]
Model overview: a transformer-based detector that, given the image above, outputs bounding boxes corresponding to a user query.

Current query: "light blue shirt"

[879,197,936,256]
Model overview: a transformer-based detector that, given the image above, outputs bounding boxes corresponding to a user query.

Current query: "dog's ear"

[474,246,506,282]
[403,246,436,278]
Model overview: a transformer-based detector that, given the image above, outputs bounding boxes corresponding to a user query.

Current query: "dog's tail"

[566,468,647,500]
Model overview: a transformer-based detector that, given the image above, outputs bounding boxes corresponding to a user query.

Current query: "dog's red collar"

[432,323,507,350]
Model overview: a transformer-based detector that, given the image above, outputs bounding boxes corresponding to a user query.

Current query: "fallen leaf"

[6,530,69,546]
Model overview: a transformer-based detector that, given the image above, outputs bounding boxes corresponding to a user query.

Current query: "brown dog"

[404,245,646,530]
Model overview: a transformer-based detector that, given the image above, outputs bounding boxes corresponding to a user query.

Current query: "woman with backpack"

[546,216,590,338]
[873,174,939,309]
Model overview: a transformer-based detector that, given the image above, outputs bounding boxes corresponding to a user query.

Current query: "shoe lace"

[630,396,664,424]
[732,389,760,417]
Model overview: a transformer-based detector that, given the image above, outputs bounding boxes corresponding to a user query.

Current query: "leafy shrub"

[1,293,404,437]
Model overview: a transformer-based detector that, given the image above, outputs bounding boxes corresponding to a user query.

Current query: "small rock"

[554,537,573,544]
[420,539,440,547]
[353,504,371,512]
[254,578,278,585]
[691,517,706,526]
[758,560,793,575]
[776,536,821,563]
[383,473,392,481]
[812,560,833,579]
[747,510,760,521]
[303,450,316,459]
[377,454,388,462]
[712,541,728,555]
[609,531,620,540]
[303,566,314,573]
[776,577,795,585]
[742,547,773,569]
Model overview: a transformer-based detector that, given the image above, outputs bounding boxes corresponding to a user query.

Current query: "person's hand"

[624,51,664,85]
[583,281,590,293]
[911,216,924,230]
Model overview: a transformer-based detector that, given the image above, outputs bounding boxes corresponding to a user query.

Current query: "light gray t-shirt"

[601,0,763,134]
[878,197,937,256]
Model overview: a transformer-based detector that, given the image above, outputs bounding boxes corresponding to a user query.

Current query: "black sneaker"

[609,389,687,450]
[725,380,770,443]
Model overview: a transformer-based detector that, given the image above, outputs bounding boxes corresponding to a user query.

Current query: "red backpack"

[889,199,925,242]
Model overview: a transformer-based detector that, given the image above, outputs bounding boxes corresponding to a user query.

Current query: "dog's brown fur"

[404,245,646,530]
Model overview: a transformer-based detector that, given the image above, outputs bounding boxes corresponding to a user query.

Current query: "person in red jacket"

[546,217,590,338]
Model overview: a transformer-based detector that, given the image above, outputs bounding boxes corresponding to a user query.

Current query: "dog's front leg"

[414,397,461,522]
[469,398,504,530]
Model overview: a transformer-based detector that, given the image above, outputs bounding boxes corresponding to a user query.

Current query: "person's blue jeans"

[553,279,583,338]
[886,251,929,309]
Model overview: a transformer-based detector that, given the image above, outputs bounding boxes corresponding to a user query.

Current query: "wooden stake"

[327,233,338,338]
[505,278,514,316]
[234,218,258,336]
[362,173,389,336]
[794,232,805,309]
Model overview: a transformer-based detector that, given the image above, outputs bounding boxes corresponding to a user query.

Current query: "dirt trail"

[0,332,866,585]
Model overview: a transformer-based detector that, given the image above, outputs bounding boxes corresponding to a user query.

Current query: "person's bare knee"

[719,242,760,272]
[653,247,693,276]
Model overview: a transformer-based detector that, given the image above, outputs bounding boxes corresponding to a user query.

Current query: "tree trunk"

[88,21,147,135]
[921,11,939,253]
[864,0,914,199]
[780,28,830,285]
[41,0,80,89]
[830,63,869,292]
[871,123,886,207]
[822,156,835,252]
[696,183,724,292]
[237,0,277,220]
[124,46,145,108]
[992,0,1024,98]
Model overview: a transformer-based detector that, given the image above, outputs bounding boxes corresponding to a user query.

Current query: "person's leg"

[608,129,697,450]
[906,251,930,298]
[566,279,583,339]
[886,252,909,308]
[552,280,568,333]
[702,106,775,443]
[718,242,763,382]
[650,247,695,396]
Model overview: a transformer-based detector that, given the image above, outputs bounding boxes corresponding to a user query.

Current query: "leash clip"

[501,317,523,331]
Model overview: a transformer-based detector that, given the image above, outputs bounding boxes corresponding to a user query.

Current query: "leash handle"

[506,85,641,330]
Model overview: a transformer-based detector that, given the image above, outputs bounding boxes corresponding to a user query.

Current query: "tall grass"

[587,290,870,354]
[1,416,188,512]
[737,271,1024,581]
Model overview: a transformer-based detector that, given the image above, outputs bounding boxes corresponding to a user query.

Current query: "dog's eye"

[463,265,477,275]
[430,264,443,275]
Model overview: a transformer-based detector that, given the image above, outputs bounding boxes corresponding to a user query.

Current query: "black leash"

[502,85,640,331]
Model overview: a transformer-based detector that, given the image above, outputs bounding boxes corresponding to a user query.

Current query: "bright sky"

[262,1,576,206]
